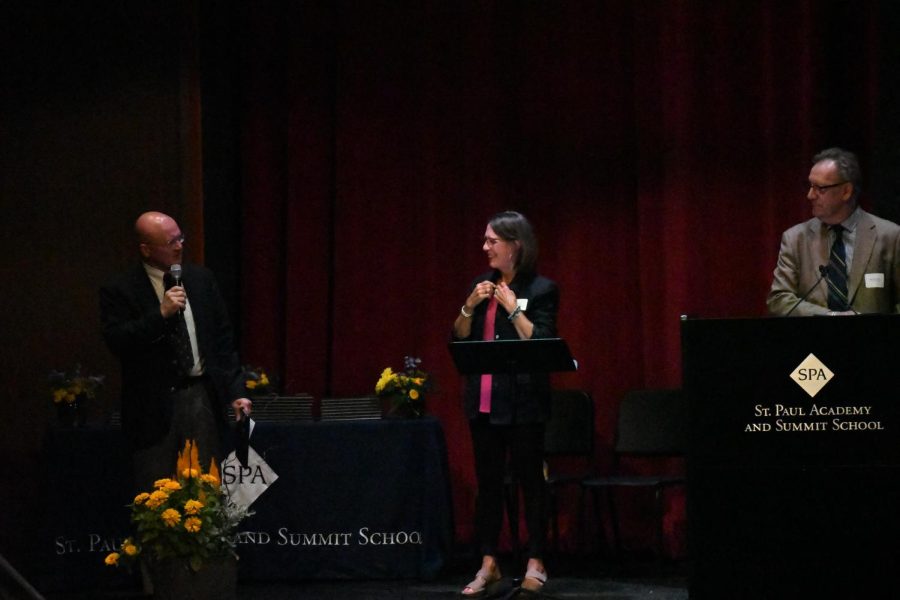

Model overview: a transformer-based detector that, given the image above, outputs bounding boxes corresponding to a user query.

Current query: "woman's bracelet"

[508,306,522,321]
[460,305,473,318]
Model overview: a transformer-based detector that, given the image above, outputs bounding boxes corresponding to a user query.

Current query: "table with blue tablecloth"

[232,417,453,580]
[34,416,454,592]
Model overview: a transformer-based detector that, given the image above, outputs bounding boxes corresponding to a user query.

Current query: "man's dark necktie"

[826,224,849,311]
[163,273,195,375]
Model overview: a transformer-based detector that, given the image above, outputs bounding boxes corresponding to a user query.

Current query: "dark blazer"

[453,270,559,424]
[768,209,900,316]
[100,262,245,451]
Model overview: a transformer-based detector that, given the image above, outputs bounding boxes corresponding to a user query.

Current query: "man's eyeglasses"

[148,234,185,248]
[808,181,847,194]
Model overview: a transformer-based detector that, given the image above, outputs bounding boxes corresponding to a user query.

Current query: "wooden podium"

[682,315,900,599]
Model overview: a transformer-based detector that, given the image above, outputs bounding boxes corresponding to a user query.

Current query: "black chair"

[506,389,595,558]
[580,388,686,560]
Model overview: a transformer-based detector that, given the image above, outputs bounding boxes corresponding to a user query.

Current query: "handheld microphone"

[170,264,183,287]
[784,265,827,317]
[169,264,184,313]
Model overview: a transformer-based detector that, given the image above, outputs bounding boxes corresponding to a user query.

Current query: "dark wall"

[0,1,198,569]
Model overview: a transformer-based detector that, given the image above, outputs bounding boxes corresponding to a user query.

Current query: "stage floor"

[234,576,688,599]
[42,554,688,600]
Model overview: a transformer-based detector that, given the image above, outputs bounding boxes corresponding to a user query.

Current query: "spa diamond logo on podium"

[221,420,278,510]
[790,353,834,397]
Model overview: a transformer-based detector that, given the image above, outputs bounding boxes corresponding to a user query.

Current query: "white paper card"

[517,298,528,310]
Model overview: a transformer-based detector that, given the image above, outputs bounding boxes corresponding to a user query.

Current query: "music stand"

[448,338,577,375]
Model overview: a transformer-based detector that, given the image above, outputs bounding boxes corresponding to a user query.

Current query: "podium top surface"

[680,313,900,324]
[448,337,577,375]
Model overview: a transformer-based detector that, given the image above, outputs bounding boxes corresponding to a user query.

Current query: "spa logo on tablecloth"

[221,419,278,510]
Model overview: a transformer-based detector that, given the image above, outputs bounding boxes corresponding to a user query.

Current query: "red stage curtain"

[233,1,887,554]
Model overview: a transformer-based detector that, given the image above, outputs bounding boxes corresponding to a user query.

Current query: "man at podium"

[767,147,900,316]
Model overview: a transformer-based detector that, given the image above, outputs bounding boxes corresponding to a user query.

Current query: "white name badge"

[517,299,528,311]
[865,273,885,288]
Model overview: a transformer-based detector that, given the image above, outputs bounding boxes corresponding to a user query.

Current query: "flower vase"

[149,555,237,600]
[383,395,424,419]
[56,403,73,427]
[56,401,77,427]
[75,395,88,426]
[56,395,88,427]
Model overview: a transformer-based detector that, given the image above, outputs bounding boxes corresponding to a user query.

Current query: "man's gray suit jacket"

[767,209,900,316]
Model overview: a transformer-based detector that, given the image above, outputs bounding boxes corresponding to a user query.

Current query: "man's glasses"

[148,234,185,248]
[808,181,847,194]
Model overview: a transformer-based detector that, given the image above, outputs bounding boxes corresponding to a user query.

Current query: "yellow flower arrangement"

[48,365,104,404]
[242,364,275,396]
[104,439,251,572]
[374,356,430,418]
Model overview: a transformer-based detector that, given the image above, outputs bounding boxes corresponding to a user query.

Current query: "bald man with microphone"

[100,211,252,492]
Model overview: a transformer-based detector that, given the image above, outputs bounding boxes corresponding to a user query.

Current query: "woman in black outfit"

[452,211,559,597]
